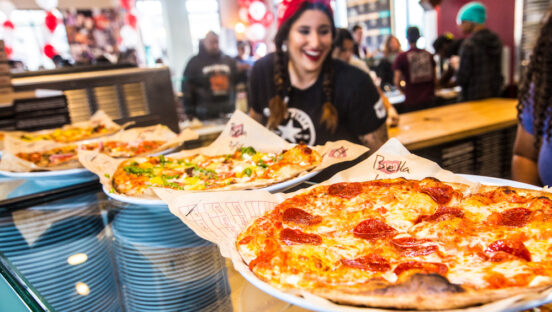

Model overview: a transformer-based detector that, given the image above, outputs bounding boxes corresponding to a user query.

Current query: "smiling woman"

[248,0,388,151]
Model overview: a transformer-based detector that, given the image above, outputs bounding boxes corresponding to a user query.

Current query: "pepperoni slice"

[391,237,438,256]
[421,185,454,205]
[485,239,531,262]
[328,182,362,199]
[484,187,528,204]
[393,261,448,276]
[415,207,464,224]
[353,219,397,240]
[282,208,322,226]
[341,254,391,272]
[279,228,322,245]
[497,208,532,227]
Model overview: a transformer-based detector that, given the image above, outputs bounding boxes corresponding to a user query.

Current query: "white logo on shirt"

[274,108,316,145]
[374,98,387,119]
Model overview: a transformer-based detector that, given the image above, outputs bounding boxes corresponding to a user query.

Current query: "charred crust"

[371,274,465,295]
[422,177,442,183]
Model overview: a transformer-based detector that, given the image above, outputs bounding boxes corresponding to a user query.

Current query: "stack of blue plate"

[109,203,232,312]
[0,195,121,312]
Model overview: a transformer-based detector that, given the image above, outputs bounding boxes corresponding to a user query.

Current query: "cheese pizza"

[81,140,166,158]
[18,123,115,143]
[237,178,552,310]
[111,144,321,196]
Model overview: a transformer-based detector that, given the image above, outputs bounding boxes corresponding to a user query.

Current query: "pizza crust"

[313,274,550,310]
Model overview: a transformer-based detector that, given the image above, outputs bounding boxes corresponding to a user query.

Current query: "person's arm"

[393,70,403,92]
[512,124,541,186]
[377,88,399,127]
[455,46,471,87]
[359,122,388,154]
[249,108,262,122]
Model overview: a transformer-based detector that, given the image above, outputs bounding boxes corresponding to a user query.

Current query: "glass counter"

[0,185,312,312]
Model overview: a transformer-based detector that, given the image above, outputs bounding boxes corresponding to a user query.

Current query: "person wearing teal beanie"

[454,1,503,101]
[457,2,487,35]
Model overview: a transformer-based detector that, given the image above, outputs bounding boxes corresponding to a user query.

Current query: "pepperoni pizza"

[237,178,552,310]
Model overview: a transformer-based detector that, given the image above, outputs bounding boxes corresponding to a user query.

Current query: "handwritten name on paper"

[374,155,410,174]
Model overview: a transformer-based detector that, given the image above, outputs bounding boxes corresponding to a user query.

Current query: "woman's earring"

[282,44,288,52]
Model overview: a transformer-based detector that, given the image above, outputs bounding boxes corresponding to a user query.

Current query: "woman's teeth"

[305,50,320,56]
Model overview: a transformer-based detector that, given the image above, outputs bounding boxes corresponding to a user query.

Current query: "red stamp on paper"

[328,146,348,158]
[230,123,246,138]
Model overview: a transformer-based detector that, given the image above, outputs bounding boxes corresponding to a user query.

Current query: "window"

[136,0,168,65]
[1,10,70,71]
[185,0,221,53]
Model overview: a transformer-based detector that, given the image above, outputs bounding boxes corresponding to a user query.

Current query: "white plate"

[0,168,95,179]
[237,174,551,312]
[103,170,319,206]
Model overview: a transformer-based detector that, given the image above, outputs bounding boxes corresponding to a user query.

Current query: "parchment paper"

[154,138,552,312]
[0,135,82,172]
[84,124,198,156]
[80,110,369,199]
[0,110,130,172]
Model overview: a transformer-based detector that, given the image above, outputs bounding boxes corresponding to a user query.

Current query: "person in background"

[455,2,503,101]
[235,40,254,85]
[332,28,399,127]
[351,24,368,59]
[248,0,388,150]
[377,35,402,90]
[182,31,237,120]
[393,26,435,113]
[433,33,456,88]
[512,12,552,187]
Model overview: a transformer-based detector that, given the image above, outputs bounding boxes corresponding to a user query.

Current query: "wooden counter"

[388,98,518,150]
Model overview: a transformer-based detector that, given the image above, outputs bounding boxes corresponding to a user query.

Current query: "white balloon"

[35,0,58,11]
[0,0,15,17]
[245,23,266,41]
[248,1,266,21]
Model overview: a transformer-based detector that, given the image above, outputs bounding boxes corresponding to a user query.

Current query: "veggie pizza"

[110,144,321,197]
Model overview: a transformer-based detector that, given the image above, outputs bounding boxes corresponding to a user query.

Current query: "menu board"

[346,0,392,52]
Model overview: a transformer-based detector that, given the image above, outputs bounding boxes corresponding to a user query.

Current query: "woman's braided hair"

[517,11,552,149]
[267,2,338,133]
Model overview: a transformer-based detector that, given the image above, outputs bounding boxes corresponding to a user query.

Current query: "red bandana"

[277,0,333,28]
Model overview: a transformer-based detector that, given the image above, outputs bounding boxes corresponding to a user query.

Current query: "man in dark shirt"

[455,2,503,101]
[182,31,237,120]
[393,26,436,113]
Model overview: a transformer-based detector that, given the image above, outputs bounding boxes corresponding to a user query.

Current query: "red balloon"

[4,46,12,58]
[43,44,57,59]
[2,20,14,30]
[120,0,134,10]
[126,13,137,29]
[45,11,58,33]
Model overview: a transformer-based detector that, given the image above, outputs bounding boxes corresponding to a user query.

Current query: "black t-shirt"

[248,53,387,146]
[182,52,237,119]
